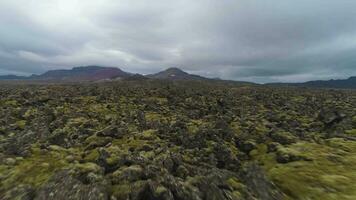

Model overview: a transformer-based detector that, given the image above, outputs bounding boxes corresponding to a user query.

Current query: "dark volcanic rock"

[241,163,286,200]
[318,109,346,127]
[35,170,108,200]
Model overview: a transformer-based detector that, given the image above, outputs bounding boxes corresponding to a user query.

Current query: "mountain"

[122,73,149,81]
[34,66,131,81]
[146,67,207,80]
[0,66,132,81]
[268,76,356,89]
[0,75,29,80]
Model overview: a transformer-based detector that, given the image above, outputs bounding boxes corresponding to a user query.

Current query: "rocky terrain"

[0,79,355,200]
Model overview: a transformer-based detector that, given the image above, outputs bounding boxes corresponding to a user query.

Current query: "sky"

[0,0,356,83]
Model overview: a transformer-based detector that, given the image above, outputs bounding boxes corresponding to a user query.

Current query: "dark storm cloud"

[0,0,356,82]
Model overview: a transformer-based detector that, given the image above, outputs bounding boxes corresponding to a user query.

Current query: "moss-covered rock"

[112,165,143,183]
[270,131,297,145]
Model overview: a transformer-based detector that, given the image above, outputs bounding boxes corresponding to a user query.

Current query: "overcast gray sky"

[1,0,356,83]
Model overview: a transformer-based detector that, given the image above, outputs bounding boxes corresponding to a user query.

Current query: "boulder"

[1,184,35,200]
[237,140,257,154]
[318,109,346,126]
[112,165,144,183]
[96,126,125,138]
[270,131,297,145]
[240,163,286,200]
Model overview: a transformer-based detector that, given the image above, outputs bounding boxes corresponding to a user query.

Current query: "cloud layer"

[1,0,356,82]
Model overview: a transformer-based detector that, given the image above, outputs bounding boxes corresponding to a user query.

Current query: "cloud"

[0,0,356,82]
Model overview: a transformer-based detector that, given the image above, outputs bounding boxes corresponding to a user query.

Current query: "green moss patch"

[0,146,69,192]
[254,140,356,199]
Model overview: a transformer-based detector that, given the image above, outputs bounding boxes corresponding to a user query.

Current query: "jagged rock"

[85,137,112,150]
[48,129,67,146]
[270,131,297,145]
[1,184,35,200]
[148,183,174,200]
[35,170,108,200]
[96,148,111,172]
[2,131,36,156]
[144,164,162,179]
[96,126,125,138]
[175,165,189,178]
[267,142,280,153]
[318,109,346,126]
[240,163,286,200]
[237,140,257,154]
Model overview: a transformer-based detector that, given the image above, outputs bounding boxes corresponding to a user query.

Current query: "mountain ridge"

[267,76,356,89]
[34,66,131,81]
[0,66,355,89]
[0,66,131,81]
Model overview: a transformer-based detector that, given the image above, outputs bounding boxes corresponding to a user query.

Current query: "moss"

[139,151,155,160]
[250,144,267,157]
[155,185,167,195]
[254,141,356,199]
[83,149,100,162]
[230,121,242,136]
[84,135,111,150]
[140,129,158,140]
[15,120,26,130]
[270,131,297,145]
[352,116,356,125]
[226,177,244,190]
[111,181,148,200]
[84,135,100,145]
[106,156,120,166]
[0,146,69,191]
[187,119,204,134]
[226,141,239,156]
[4,100,18,107]
[231,191,242,199]
[111,184,131,200]
[70,162,102,175]
[145,112,162,122]
[67,117,89,126]
[23,108,38,119]
[112,165,143,183]
[0,126,5,134]
[147,97,168,105]
[345,129,356,136]
[112,136,148,152]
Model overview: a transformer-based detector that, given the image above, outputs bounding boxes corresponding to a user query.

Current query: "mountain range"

[0,66,355,89]
[267,77,356,89]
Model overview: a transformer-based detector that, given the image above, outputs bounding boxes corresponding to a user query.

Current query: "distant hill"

[0,75,29,80]
[34,66,131,81]
[122,73,149,81]
[146,67,207,80]
[267,76,356,89]
[0,66,131,82]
